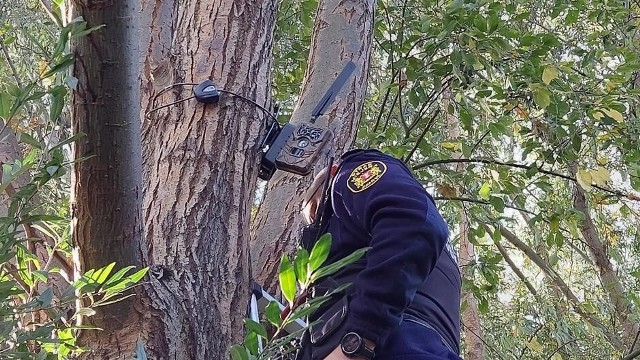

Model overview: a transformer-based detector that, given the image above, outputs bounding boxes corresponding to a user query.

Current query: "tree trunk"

[571,166,636,347]
[138,0,276,358]
[250,0,375,292]
[71,0,145,355]
[443,86,484,359]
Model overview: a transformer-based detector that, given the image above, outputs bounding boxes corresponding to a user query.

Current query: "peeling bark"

[138,1,276,358]
[250,0,375,291]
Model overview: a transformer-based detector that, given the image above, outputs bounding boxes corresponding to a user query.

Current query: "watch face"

[341,333,361,354]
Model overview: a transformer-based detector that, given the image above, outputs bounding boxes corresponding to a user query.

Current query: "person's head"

[301,164,338,225]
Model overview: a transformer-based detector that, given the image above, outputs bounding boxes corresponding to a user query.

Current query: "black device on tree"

[147,61,356,181]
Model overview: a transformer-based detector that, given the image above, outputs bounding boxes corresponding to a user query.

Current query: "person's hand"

[322,346,352,360]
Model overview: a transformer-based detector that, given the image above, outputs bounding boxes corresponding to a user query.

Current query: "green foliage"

[0,138,148,357]
[271,0,318,122]
[316,0,640,357]
[231,234,369,360]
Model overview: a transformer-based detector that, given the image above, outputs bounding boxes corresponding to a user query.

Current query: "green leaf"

[49,85,67,122]
[244,330,259,356]
[542,67,559,85]
[32,270,49,283]
[70,24,105,38]
[38,287,54,307]
[102,266,136,288]
[478,182,491,200]
[310,247,369,283]
[50,132,85,152]
[565,9,579,24]
[532,85,551,108]
[230,344,249,360]
[288,297,331,322]
[489,196,505,213]
[264,301,283,327]
[308,233,331,272]
[19,214,64,224]
[602,108,623,122]
[42,54,75,78]
[19,132,43,150]
[74,307,96,317]
[92,262,116,284]
[294,248,310,287]
[0,92,12,119]
[243,318,267,339]
[279,254,296,305]
[126,267,148,283]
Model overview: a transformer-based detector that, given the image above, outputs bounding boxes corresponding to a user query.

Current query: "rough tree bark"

[250,0,375,291]
[71,0,145,355]
[138,0,276,358]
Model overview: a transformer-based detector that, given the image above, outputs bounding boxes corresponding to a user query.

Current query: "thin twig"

[0,35,23,88]
[404,109,439,163]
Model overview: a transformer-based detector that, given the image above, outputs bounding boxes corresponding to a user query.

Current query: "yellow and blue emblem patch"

[347,161,387,193]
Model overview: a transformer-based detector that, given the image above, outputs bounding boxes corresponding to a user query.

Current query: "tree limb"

[623,348,640,360]
[491,224,623,349]
[492,236,538,297]
[413,157,628,198]
[571,165,635,342]
[432,195,537,216]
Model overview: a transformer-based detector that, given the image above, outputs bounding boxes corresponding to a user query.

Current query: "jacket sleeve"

[335,157,449,346]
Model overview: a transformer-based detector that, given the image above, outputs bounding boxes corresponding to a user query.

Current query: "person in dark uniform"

[298,149,461,360]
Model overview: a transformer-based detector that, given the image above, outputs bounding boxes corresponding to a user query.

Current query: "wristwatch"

[340,332,375,359]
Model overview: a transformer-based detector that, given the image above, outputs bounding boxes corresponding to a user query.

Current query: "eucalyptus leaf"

[308,233,332,272]
[279,254,296,305]
[243,319,267,339]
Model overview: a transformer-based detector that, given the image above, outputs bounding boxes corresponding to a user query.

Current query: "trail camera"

[259,61,356,181]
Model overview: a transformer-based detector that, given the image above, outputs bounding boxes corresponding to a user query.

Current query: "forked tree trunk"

[250,0,375,292]
[138,0,276,358]
[71,0,145,355]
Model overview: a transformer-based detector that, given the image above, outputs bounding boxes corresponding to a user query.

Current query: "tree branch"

[623,348,640,360]
[0,36,23,88]
[432,196,537,216]
[38,0,64,28]
[491,224,623,349]
[571,165,635,342]
[403,109,439,163]
[413,157,627,198]
[492,236,538,297]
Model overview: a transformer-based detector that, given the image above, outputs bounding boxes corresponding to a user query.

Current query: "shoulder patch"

[347,161,387,193]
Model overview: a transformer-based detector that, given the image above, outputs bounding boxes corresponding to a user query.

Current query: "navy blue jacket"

[320,149,461,353]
